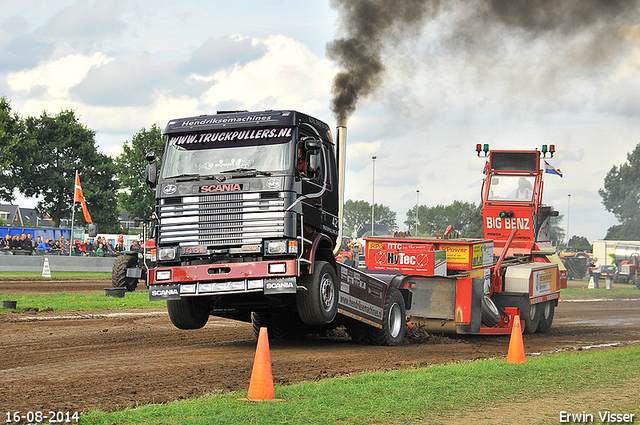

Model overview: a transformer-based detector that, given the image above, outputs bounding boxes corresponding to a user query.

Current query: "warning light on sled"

[476,144,490,157]
[541,144,555,158]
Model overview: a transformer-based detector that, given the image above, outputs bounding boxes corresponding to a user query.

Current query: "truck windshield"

[487,175,535,202]
[161,127,294,179]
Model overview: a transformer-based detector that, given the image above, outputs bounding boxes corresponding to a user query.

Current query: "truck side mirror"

[305,138,321,152]
[145,153,158,189]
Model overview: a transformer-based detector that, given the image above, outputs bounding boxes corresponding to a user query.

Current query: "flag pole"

[70,170,76,257]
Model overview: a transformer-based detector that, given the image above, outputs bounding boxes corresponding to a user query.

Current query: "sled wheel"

[370,287,406,346]
[524,302,540,334]
[167,297,210,329]
[297,261,338,325]
[535,301,555,333]
[481,295,501,327]
[111,254,139,292]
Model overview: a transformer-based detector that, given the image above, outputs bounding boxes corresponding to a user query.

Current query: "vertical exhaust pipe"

[333,119,347,256]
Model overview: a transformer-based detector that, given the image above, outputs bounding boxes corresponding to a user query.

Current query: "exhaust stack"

[333,119,347,256]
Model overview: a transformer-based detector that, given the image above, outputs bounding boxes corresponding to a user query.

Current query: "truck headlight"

[158,248,177,261]
[265,239,297,256]
[266,240,287,255]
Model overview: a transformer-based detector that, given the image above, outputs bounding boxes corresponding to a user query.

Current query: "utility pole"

[415,190,420,235]
[566,194,571,250]
[371,156,377,237]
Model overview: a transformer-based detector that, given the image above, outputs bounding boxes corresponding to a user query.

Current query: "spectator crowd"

[0,233,140,257]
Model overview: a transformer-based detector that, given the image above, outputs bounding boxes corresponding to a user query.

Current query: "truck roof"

[163,110,331,136]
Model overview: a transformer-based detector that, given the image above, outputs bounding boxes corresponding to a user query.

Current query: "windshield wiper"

[220,168,272,176]
[167,173,227,182]
[167,173,200,181]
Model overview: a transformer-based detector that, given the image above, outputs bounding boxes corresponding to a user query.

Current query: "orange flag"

[74,171,93,223]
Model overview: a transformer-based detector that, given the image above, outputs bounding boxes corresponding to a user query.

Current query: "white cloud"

[201,35,335,116]
[7,53,112,99]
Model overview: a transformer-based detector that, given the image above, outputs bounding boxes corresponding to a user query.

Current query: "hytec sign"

[366,240,447,275]
[365,237,495,273]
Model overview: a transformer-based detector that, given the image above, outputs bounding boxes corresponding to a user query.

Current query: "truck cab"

[146,110,341,329]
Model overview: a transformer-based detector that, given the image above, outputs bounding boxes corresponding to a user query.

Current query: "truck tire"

[111,254,139,292]
[535,301,555,333]
[524,302,540,334]
[252,310,303,340]
[345,320,371,345]
[370,287,406,346]
[251,311,272,339]
[296,261,338,326]
[481,295,501,327]
[167,297,210,329]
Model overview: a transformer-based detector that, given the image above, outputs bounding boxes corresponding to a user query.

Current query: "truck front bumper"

[148,259,298,301]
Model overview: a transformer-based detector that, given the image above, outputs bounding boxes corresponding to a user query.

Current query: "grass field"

[0,291,161,311]
[79,345,640,425]
[0,271,112,280]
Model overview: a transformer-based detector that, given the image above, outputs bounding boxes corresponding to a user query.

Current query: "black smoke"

[327,0,443,124]
[327,0,639,123]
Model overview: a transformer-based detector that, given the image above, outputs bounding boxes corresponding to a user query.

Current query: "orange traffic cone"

[246,327,276,401]
[507,315,526,364]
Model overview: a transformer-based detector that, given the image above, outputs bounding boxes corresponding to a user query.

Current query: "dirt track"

[1,278,640,415]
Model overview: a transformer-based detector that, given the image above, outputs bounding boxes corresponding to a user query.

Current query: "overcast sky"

[2,0,640,244]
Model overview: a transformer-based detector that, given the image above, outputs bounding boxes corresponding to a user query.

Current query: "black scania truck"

[143,110,352,335]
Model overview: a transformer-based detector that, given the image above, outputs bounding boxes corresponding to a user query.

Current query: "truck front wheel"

[167,297,210,329]
[296,261,338,326]
[370,287,406,346]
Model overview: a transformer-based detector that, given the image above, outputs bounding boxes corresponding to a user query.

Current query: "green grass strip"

[561,284,640,299]
[81,345,640,425]
[0,292,162,312]
[0,271,112,279]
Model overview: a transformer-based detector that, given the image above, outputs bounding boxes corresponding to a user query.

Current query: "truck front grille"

[158,192,287,246]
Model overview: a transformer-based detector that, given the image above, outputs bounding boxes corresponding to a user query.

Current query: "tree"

[14,109,119,231]
[115,125,165,222]
[599,143,640,240]
[0,97,24,202]
[567,235,591,251]
[405,201,483,238]
[342,199,397,236]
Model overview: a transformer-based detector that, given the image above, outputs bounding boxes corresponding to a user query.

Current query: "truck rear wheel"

[167,297,210,329]
[296,261,338,326]
[252,310,303,340]
[111,254,139,292]
[345,320,372,345]
[251,311,272,338]
[370,287,406,346]
[524,302,540,334]
[481,295,501,327]
[535,301,555,333]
